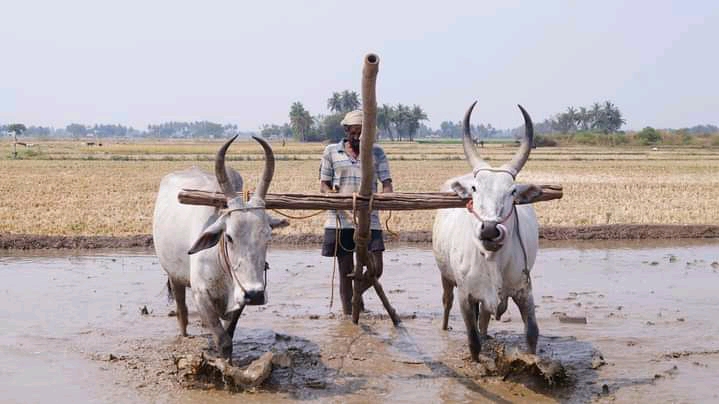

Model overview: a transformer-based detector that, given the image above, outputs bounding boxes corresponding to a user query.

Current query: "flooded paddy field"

[2,240,718,403]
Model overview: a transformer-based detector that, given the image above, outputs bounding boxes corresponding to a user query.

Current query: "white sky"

[1,0,717,131]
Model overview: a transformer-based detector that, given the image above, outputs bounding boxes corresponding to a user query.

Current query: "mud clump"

[175,352,274,391]
[459,336,572,390]
[175,330,330,393]
[492,344,568,388]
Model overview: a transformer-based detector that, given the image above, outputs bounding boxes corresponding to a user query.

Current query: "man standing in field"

[319,109,393,315]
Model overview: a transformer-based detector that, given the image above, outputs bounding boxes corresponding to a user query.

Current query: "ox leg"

[512,291,539,354]
[194,292,233,360]
[169,278,188,337]
[478,307,491,338]
[222,305,245,340]
[441,276,455,331]
[459,295,481,361]
[495,296,508,321]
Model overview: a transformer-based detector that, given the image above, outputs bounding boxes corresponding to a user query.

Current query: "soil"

[3,244,719,403]
[2,224,719,249]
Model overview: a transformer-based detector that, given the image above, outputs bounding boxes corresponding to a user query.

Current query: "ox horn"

[462,101,491,171]
[252,135,275,201]
[500,105,534,177]
[215,135,239,199]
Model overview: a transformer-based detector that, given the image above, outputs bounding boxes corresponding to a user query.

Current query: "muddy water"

[2,240,719,403]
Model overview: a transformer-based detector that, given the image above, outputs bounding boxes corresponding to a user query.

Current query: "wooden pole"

[349,54,401,325]
[178,186,563,210]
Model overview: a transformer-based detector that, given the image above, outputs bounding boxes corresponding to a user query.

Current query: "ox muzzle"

[479,220,507,252]
[244,289,266,306]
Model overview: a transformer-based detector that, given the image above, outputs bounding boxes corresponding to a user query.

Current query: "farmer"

[319,109,393,315]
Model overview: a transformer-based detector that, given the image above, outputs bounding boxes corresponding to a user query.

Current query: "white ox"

[433,102,545,361]
[153,136,286,360]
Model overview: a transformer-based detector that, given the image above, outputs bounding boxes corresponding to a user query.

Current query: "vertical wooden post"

[351,53,400,325]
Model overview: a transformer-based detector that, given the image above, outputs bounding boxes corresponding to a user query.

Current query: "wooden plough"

[178,54,563,326]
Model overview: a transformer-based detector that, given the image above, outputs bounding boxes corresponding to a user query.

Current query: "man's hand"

[382,179,394,193]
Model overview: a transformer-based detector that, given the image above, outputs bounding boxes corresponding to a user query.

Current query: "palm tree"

[377,104,395,140]
[340,90,360,112]
[604,101,625,133]
[407,105,428,141]
[391,103,410,141]
[289,102,312,142]
[565,107,578,133]
[590,102,606,133]
[327,92,343,113]
[577,107,590,131]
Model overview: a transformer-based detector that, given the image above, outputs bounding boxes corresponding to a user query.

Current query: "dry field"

[1,139,718,237]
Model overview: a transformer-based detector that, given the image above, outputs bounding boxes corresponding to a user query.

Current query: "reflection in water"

[1,241,718,403]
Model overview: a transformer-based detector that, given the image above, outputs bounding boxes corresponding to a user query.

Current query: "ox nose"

[244,290,266,306]
[480,221,500,240]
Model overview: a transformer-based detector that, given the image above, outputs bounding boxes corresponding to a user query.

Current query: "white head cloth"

[341,110,363,126]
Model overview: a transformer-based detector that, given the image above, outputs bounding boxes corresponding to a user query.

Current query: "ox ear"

[188,217,227,255]
[450,180,473,199]
[269,215,290,230]
[514,184,544,205]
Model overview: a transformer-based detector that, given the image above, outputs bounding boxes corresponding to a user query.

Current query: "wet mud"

[2,240,719,403]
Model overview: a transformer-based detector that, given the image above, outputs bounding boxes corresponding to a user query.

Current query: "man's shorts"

[321,228,385,257]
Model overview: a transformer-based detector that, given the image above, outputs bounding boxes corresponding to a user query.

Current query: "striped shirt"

[319,140,392,229]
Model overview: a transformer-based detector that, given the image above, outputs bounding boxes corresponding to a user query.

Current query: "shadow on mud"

[385,326,631,403]
[186,328,365,399]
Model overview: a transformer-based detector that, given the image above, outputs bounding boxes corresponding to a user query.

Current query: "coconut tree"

[327,92,343,113]
[407,105,428,141]
[377,104,395,140]
[289,102,312,142]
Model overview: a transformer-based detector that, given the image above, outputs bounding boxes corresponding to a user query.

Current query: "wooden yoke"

[351,53,401,325]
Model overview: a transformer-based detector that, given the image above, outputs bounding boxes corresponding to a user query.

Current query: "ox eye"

[226,234,234,243]
[471,185,477,192]
[511,188,517,196]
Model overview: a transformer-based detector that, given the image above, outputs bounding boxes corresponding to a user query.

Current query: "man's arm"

[319,145,335,193]
[375,146,393,193]
[381,179,393,193]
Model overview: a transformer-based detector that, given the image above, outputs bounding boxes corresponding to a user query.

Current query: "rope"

[351,192,359,226]
[329,216,339,311]
[218,234,269,300]
[513,205,529,275]
[270,209,324,220]
[384,210,399,239]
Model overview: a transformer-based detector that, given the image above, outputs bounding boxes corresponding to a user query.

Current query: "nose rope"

[466,201,528,270]
[218,235,268,296]
[465,199,515,224]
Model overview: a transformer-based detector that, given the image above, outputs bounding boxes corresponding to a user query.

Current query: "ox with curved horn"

[215,135,275,205]
[433,101,544,361]
[462,101,534,178]
[153,135,285,360]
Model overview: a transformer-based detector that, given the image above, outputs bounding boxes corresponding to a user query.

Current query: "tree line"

[0,121,246,139]
[540,101,626,134]
[267,90,430,142]
[4,99,719,142]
